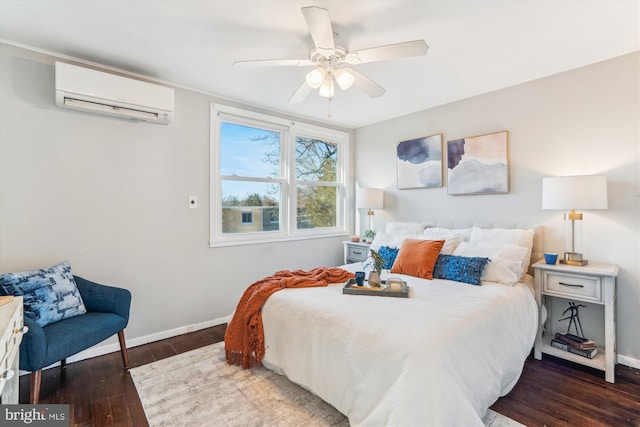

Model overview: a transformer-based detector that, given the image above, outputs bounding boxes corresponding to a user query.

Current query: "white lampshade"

[542,175,608,210]
[542,175,607,266]
[356,188,384,210]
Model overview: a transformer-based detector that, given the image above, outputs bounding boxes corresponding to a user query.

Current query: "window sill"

[209,232,349,248]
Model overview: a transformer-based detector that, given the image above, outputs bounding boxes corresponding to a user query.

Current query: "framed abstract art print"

[396,134,443,189]
[447,130,509,195]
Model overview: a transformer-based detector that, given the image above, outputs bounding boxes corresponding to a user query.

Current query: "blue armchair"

[17,276,131,403]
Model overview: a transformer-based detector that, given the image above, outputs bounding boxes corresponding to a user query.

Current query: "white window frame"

[210,104,349,247]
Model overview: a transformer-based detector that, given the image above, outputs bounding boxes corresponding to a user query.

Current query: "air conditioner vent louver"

[55,62,174,125]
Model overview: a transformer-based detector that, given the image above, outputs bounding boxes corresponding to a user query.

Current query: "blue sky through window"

[220,122,279,177]
[220,122,280,200]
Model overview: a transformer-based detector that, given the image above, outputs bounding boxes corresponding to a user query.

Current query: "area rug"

[130,342,524,427]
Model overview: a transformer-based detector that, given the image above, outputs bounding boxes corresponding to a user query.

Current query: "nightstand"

[0,296,25,403]
[343,241,370,264]
[533,260,618,383]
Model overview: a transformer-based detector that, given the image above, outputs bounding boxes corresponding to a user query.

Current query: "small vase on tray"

[368,271,381,287]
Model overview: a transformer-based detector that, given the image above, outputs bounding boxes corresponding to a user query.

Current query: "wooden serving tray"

[342,278,409,298]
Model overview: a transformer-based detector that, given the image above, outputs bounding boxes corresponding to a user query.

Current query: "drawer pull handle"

[353,251,363,255]
[14,326,29,335]
[559,282,584,288]
[1,369,15,382]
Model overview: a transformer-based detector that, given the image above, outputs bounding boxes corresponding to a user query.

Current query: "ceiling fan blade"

[301,6,335,53]
[345,40,429,64]
[351,69,386,98]
[288,80,313,104]
[233,59,313,67]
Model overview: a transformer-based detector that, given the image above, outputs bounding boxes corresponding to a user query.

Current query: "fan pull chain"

[327,97,332,118]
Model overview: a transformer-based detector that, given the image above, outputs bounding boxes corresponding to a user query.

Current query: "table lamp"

[356,188,384,236]
[542,175,607,266]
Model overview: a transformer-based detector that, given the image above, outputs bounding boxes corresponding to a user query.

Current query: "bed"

[260,223,541,426]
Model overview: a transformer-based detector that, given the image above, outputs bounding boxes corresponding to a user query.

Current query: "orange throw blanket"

[225,267,354,369]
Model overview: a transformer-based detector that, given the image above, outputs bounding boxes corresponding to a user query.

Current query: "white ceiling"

[1,0,638,129]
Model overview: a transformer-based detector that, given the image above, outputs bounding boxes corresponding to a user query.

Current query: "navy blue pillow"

[377,246,400,269]
[432,254,490,286]
[0,261,87,327]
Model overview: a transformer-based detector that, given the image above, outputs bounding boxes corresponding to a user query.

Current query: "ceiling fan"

[233,6,429,105]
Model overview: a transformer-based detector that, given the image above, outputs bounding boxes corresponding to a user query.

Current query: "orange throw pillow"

[390,239,445,280]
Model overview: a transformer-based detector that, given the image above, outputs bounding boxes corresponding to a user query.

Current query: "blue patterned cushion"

[432,255,490,286]
[378,246,400,269]
[0,261,87,327]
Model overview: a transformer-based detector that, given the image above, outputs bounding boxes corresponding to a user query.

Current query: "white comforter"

[262,266,538,426]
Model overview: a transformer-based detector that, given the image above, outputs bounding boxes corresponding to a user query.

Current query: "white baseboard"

[617,353,640,369]
[67,314,232,363]
[20,314,231,375]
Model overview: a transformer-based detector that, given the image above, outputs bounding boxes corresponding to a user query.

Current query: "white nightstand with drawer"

[343,241,370,264]
[533,260,618,382]
[1,296,25,403]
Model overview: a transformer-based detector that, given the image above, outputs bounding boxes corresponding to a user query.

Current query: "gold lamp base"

[560,252,588,266]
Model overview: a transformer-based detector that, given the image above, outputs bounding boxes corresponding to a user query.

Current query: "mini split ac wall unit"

[55,62,174,125]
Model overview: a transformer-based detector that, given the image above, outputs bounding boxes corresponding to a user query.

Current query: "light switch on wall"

[188,195,198,209]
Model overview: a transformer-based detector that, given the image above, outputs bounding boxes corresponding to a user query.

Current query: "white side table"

[343,241,370,264]
[533,260,618,383]
[0,296,25,403]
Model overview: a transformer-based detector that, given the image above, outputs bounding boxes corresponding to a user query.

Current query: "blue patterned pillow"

[0,261,87,327]
[432,255,490,286]
[378,246,400,269]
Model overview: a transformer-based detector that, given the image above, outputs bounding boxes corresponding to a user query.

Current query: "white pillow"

[371,231,459,254]
[370,231,412,250]
[423,227,472,240]
[421,228,462,254]
[453,241,528,286]
[468,227,534,279]
[385,222,426,235]
[469,227,533,247]
[450,228,472,242]
[438,236,461,255]
[422,227,455,237]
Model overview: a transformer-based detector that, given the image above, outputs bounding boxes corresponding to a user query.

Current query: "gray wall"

[354,52,640,365]
[0,43,350,355]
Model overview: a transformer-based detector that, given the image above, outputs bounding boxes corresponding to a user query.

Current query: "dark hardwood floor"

[19,324,640,426]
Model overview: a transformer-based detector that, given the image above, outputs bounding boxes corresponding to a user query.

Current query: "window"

[211,104,349,246]
[241,212,253,224]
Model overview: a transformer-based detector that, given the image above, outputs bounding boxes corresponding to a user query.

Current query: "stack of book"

[550,332,598,359]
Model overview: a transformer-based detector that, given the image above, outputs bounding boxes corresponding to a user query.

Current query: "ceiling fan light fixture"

[334,68,355,90]
[305,67,326,89]
[235,6,428,106]
[318,72,334,98]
